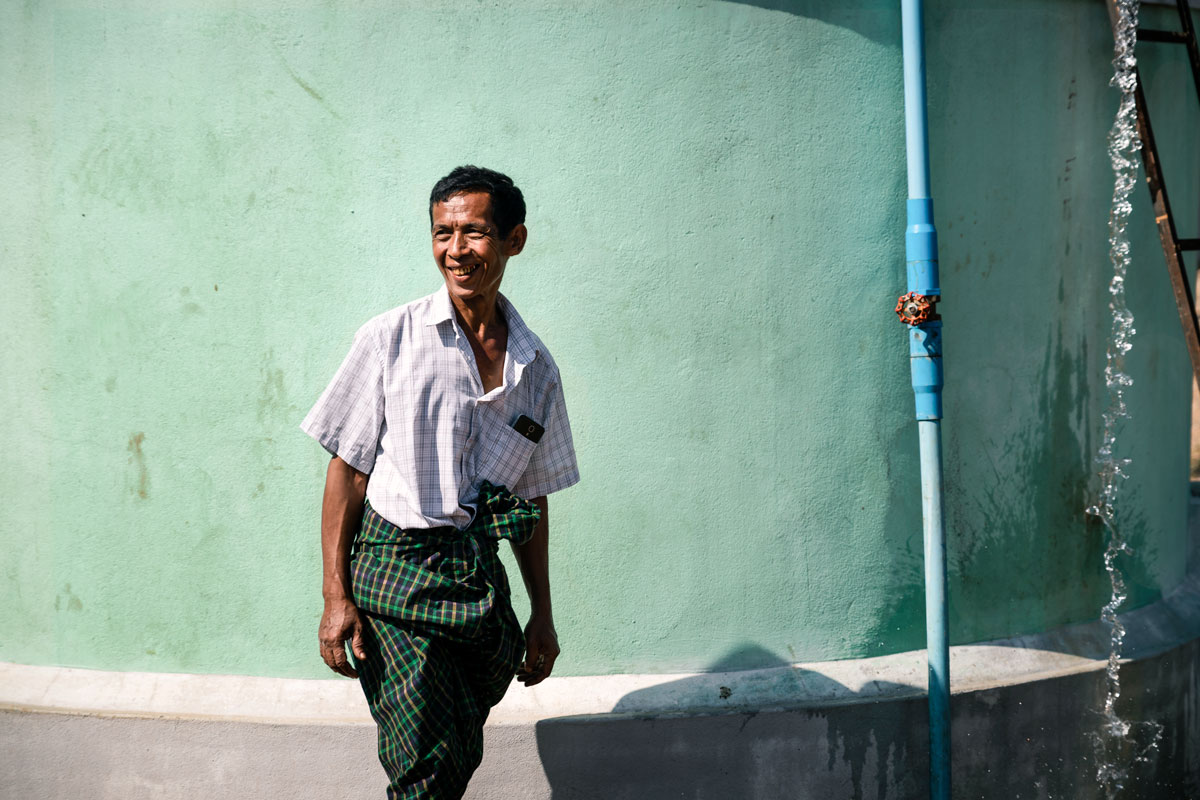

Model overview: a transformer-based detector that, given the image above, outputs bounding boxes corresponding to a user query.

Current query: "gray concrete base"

[517,637,1200,800]
[2,635,1197,799]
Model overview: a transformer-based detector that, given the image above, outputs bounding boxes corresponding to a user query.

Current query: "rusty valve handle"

[895,292,939,325]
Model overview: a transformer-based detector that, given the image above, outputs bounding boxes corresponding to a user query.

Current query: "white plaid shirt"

[301,287,579,530]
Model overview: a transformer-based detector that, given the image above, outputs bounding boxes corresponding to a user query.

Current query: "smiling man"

[301,166,579,799]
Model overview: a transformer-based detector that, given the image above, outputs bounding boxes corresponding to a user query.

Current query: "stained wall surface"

[2,0,1196,679]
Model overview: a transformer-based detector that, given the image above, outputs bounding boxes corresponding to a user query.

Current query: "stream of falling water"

[1085,1,1163,796]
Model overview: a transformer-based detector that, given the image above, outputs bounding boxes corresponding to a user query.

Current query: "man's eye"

[468,231,486,239]
[434,232,450,240]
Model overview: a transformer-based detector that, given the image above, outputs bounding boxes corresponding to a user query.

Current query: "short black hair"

[429,165,526,238]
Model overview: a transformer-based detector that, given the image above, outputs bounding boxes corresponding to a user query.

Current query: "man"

[300,166,579,799]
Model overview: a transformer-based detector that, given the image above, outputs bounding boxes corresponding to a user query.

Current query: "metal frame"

[1110,0,1200,390]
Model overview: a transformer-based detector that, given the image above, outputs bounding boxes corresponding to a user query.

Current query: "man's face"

[431,191,525,306]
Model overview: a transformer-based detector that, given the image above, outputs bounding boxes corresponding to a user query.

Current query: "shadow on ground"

[533,643,920,800]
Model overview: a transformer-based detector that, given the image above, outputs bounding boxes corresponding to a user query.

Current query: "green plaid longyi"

[351,482,540,800]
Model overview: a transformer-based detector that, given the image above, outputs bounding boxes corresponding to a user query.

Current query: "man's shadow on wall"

[534,643,924,800]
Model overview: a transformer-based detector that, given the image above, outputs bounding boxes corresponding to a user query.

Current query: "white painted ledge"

[2,564,1196,727]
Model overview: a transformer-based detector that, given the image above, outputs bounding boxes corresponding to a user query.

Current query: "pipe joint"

[910,322,943,421]
[906,200,941,297]
[906,221,938,266]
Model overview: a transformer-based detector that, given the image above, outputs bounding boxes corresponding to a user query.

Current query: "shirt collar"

[428,285,457,327]
[498,293,540,366]
[427,285,540,365]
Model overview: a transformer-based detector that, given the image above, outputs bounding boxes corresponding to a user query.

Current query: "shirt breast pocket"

[475,419,539,493]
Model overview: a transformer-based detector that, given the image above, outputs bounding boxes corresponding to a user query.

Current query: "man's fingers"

[522,652,543,676]
[330,641,357,678]
[517,646,557,686]
[319,642,340,674]
[518,668,547,686]
[320,639,358,678]
[319,642,341,675]
[524,638,556,669]
[318,602,364,677]
[351,624,368,661]
[531,651,555,683]
[517,621,560,686]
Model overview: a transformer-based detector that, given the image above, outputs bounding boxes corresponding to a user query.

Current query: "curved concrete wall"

[1,0,1197,680]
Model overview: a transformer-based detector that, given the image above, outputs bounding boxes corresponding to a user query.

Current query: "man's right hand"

[318,456,370,678]
[319,596,367,678]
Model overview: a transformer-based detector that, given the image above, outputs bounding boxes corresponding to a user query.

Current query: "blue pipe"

[900,2,949,799]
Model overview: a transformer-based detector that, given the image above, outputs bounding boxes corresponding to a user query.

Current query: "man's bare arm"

[510,495,559,686]
[318,456,369,678]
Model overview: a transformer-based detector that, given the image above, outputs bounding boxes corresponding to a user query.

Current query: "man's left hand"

[517,614,559,687]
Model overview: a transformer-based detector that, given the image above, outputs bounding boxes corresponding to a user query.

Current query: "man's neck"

[451,292,504,339]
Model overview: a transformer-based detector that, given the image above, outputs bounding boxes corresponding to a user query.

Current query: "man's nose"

[448,232,469,258]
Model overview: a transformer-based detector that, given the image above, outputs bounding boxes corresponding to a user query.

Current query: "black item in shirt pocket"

[512,414,545,443]
[476,422,539,491]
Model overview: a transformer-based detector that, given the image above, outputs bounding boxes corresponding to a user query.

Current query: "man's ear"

[504,224,527,257]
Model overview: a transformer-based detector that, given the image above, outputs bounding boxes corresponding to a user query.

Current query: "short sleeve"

[300,327,385,475]
[512,378,580,499]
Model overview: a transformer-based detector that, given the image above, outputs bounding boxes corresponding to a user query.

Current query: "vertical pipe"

[919,419,949,800]
[902,1,932,199]
[900,1,950,799]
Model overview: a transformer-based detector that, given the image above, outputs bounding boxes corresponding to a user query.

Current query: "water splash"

[1085,1,1163,796]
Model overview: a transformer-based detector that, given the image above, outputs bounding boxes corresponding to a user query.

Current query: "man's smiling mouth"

[449,264,478,277]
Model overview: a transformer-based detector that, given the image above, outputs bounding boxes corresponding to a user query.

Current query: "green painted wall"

[2,0,1196,679]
